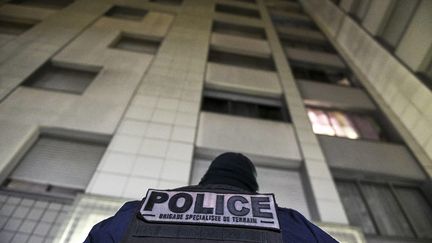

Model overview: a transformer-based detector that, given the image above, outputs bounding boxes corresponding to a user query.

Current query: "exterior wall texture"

[0,0,431,242]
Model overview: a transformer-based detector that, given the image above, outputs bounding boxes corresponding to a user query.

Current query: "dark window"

[202,92,289,122]
[9,0,74,9]
[291,64,352,86]
[149,0,183,6]
[23,62,99,94]
[231,0,256,4]
[330,0,341,5]
[268,3,302,14]
[270,11,317,30]
[208,49,276,71]
[215,4,261,19]
[104,6,148,21]
[336,180,432,239]
[282,39,336,53]
[0,19,36,35]
[417,72,432,91]
[111,35,160,54]
[212,21,266,39]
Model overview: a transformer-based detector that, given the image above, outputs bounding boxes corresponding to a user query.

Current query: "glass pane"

[349,115,381,141]
[336,181,377,234]
[307,108,335,136]
[328,111,359,139]
[257,105,283,121]
[395,187,432,239]
[361,183,414,237]
[231,101,258,118]
[202,97,229,113]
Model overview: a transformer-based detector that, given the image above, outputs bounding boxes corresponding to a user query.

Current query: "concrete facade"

[0,0,431,242]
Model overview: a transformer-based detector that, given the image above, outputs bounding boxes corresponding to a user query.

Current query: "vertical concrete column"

[301,0,432,177]
[86,0,214,199]
[256,0,349,224]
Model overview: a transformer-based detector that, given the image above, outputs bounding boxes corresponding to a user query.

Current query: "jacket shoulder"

[277,207,338,243]
[84,200,140,243]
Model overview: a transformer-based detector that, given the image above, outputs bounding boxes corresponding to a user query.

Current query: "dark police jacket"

[84,185,338,243]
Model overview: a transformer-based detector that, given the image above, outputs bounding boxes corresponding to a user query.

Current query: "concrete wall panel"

[298,80,376,111]
[206,62,282,97]
[196,112,302,166]
[319,135,426,181]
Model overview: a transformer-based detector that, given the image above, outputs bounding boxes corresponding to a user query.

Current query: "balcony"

[285,47,346,69]
[298,80,375,111]
[206,62,281,97]
[196,112,302,168]
[210,33,271,58]
[318,135,426,181]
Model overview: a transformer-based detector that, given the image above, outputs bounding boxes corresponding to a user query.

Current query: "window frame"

[2,128,110,198]
[109,32,162,55]
[336,178,432,241]
[202,89,291,122]
[22,61,101,95]
[306,106,390,142]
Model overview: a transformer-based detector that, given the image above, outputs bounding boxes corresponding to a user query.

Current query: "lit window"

[327,111,359,139]
[307,108,382,140]
[307,109,335,136]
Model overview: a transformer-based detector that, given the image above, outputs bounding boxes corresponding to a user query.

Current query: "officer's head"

[199,152,259,193]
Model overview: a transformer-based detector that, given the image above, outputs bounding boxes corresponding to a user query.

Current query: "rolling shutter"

[10,135,106,190]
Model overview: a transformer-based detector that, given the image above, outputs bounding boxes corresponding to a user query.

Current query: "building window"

[149,0,183,6]
[336,180,432,239]
[3,133,107,196]
[270,11,317,30]
[212,21,266,40]
[0,192,72,243]
[202,90,290,122]
[291,64,352,86]
[23,62,99,94]
[215,4,261,19]
[8,0,74,9]
[233,0,256,4]
[307,108,383,141]
[104,5,148,21]
[267,4,302,14]
[282,39,336,54]
[110,34,161,54]
[0,18,37,36]
[208,49,276,71]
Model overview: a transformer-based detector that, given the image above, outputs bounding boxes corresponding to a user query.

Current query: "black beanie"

[199,152,259,192]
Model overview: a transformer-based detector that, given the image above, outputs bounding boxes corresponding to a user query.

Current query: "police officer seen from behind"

[85,152,338,242]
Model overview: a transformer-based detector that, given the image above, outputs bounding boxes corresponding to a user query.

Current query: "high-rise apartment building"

[0,0,431,242]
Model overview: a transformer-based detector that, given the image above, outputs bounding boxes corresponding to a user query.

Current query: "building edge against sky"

[0,0,431,242]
